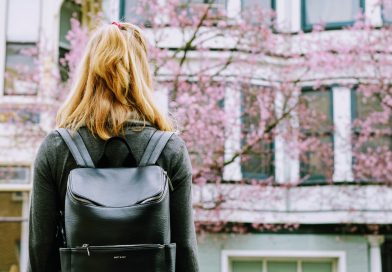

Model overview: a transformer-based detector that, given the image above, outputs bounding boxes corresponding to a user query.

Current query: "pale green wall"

[196,234,369,272]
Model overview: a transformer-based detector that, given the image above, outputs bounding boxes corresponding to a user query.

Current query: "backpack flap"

[68,166,166,208]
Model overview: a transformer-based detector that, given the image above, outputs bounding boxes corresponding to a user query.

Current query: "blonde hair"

[56,22,173,140]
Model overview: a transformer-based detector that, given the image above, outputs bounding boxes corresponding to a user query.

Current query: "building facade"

[0,0,391,272]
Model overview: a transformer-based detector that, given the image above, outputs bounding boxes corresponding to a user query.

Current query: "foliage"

[5,0,391,232]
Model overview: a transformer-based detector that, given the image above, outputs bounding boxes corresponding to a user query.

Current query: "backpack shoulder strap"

[139,130,174,167]
[56,128,95,168]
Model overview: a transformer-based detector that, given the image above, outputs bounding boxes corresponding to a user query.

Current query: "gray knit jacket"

[28,121,200,272]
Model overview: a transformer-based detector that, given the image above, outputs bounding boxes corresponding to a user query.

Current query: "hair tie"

[112,21,125,30]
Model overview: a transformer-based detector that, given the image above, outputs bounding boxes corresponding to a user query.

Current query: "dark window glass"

[59,0,81,81]
[4,43,38,95]
[241,87,274,180]
[382,237,392,272]
[352,91,392,143]
[302,0,363,31]
[300,88,334,182]
[351,90,392,181]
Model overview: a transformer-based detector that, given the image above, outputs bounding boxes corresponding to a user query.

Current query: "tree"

[5,0,391,233]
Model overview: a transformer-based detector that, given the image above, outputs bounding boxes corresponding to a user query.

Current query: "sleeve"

[168,136,200,272]
[28,134,61,272]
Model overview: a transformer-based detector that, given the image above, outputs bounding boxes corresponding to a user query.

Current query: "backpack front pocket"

[60,243,176,272]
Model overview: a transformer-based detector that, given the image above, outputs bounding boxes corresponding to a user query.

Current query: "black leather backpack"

[56,128,176,272]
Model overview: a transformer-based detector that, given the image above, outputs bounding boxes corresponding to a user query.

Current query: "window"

[59,0,82,81]
[120,0,150,26]
[241,0,275,26]
[0,108,40,125]
[4,43,38,95]
[299,88,334,182]
[242,0,274,11]
[180,0,227,8]
[232,259,336,272]
[351,90,392,181]
[0,166,30,185]
[120,0,227,26]
[382,0,392,24]
[179,0,227,23]
[6,0,40,42]
[4,0,41,96]
[240,86,274,180]
[353,90,392,139]
[302,0,364,31]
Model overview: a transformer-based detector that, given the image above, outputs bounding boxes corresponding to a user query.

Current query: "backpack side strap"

[139,130,174,167]
[56,128,95,168]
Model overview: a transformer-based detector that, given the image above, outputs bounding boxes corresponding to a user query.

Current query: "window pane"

[242,0,271,10]
[7,0,40,42]
[300,135,333,180]
[0,192,24,272]
[383,0,392,22]
[232,260,263,272]
[181,0,226,5]
[0,109,40,125]
[304,0,361,26]
[353,92,391,130]
[241,87,274,180]
[182,0,227,15]
[123,0,152,26]
[353,91,392,148]
[300,89,334,181]
[0,167,30,185]
[4,43,38,95]
[303,261,333,272]
[241,141,274,179]
[59,0,82,50]
[267,261,297,272]
[302,90,333,129]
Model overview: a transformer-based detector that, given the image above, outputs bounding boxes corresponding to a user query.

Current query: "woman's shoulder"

[39,129,67,150]
[159,131,193,185]
[164,131,188,156]
[35,129,70,161]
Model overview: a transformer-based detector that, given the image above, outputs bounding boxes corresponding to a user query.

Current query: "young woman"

[28,22,199,271]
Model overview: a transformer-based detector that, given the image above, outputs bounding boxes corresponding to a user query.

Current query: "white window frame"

[332,86,353,182]
[222,250,346,272]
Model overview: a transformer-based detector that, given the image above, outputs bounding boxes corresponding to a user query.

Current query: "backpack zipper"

[75,243,165,254]
[80,244,90,256]
[163,170,174,191]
